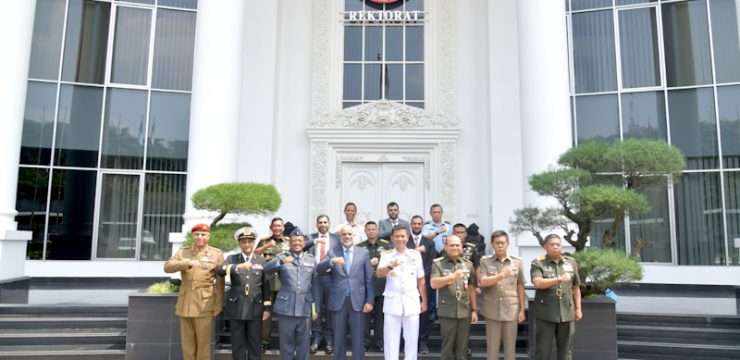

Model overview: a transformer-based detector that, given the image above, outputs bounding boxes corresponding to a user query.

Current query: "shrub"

[147,281,179,293]
[572,248,643,298]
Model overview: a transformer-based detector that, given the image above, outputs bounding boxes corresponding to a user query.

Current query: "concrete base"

[0,229,31,280]
[0,276,29,303]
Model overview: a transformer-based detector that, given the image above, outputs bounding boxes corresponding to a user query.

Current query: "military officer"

[356,221,391,351]
[479,230,526,360]
[263,227,317,360]
[216,227,271,360]
[164,223,225,360]
[430,235,478,360]
[452,223,481,270]
[376,225,427,360]
[254,217,290,351]
[531,234,582,360]
[421,204,452,252]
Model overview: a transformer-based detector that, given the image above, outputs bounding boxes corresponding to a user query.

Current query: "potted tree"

[126,182,281,360]
[510,139,685,360]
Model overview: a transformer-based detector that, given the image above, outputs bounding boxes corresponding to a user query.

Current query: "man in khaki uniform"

[479,230,526,360]
[430,235,478,360]
[164,223,225,360]
[254,217,290,351]
[531,234,582,360]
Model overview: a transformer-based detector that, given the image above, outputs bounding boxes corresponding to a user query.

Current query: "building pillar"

[0,1,35,280]
[182,0,246,230]
[517,0,572,207]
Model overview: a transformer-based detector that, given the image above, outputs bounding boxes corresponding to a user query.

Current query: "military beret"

[289,226,305,237]
[234,227,257,242]
[191,223,210,233]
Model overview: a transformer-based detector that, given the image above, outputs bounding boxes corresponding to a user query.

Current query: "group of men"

[164,202,583,360]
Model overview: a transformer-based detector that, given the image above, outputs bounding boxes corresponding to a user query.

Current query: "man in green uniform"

[430,235,478,360]
[357,221,391,351]
[164,223,225,360]
[531,234,583,360]
[254,217,290,352]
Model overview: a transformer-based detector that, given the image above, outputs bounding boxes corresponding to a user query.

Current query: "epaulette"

[536,255,546,261]
[433,256,445,262]
[464,242,476,248]
[424,220,433,225]
[481,254,493,260]
[510,254,521,259]
[406,248,420,254]
[382,249,393,254]
[356,240,368,247]
[260,236,271,241]
[209,246,223,253]
[379,239,389,244]
[461,257,473,263]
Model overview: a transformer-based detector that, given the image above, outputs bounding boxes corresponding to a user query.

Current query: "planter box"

[528,297,617,360]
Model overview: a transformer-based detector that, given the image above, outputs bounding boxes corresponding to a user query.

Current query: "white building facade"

[1,0,739,285]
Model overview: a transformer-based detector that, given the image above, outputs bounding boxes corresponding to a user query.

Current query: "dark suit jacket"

[305,232,341,257]
[215,253,269,320]
[378,218,411,241]
[315,245,375,312]
[406,232,437,278]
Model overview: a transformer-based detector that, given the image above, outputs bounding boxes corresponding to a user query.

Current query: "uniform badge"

[390,270,397,277]
[253,264,263,270]
[563,263,573,272]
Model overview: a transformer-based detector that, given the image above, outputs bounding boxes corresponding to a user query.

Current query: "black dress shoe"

[310,341,319,354]
[325,343,334,354]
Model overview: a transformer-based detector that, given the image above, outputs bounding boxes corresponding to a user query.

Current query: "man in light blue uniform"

[263,227,317,360]
[421,204,452,252]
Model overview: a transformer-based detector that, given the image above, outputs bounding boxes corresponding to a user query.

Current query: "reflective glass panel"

[147,92,190,172]
[96,174,140,259]
[630,183,672,263]
[47,169,96,260]
[674,172,726,265]
[386,26,403,61]
[710,0,740,83]
[405,64,423,101]
[158,0,197,9]
[662,1,712,87]
[619,8,661,88]
[152,9,196,90]
[21,82,57,166]
[115,0,154,4]
[621,91,667,140]
[572,10,618,93]
[343,64,362,100]
[589,218,626,251]
[28,0,66,80]
[617,0,657,5]
[111,7,152,85]
[406,26,423,61]
[572,0,612,11]
[54,85,103,168]
[405,0,424,12]
[718,85,740,168]
[668,88,719,170]
[387,64,403,100]
[364,64,382,100]
[365,26,383,61]
[62,0,110,84]
[344,26,363,61]
[724,171,740,265]
[575,94,620,143]
[16,168,49,260]
[345,0,364,12]
[101,88,147,169]
[141,173,186,260]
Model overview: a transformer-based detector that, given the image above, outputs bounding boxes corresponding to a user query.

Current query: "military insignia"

[253,264,263,270]
[390,270,397,277]
[563,263,574,272]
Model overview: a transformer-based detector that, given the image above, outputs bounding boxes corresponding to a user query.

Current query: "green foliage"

[510,207,571,246]
[572,248,643,298]
[147,281,179,293]
[191,182,281,227]
[183,222,251,253]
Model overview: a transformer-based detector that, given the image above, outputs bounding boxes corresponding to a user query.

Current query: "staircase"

[0,305,127,359]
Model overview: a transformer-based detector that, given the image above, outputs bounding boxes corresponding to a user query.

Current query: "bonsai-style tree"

[510,139,685,252]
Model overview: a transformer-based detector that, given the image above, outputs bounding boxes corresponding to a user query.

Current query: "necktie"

[344,248,352,295]
[392,219,398,227]
[415,235,420,248]
[319,234,326,260]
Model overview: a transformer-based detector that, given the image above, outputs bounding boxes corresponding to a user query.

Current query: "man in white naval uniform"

[376,225,428,360]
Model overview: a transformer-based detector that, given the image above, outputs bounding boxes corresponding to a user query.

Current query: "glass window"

[575,94,620,143]
[710,0,740,83]
[365,26,383,62]
[364,64,382,100]
[96,174,140,259]
[141,173,186,260]
[621,91,667,140]
[406,64,424,101]
[158,0,197,9]
[152,9,196,90]
[718,85,740,169]
[343,64,362,100]
[345,0,363,12]
[16,168,49,260]
[662,0,712,87]
[62,0,110,84]
[617,0,657,5]
[344,26,362,61]
[618,8,661,88]
[674,172,726,265]
[115,0,154,4]
[54,85,103,168]
[28,0,66,80]
[21,82,57,166]
[572,10,618,93]
[406,26,423,62]
[387,64,403,100]
[589,218,626,251]
[147,92,190,172]
[111,7,152,85]
[572,0,612,11]
[630,183,672,263]
[725,171,740,265]
[386,26,403,61]
[47,169,96,260]
[101,88,147,169]
[668,88,719,170]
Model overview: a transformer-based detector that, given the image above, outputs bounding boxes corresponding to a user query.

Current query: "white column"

[0,1,35,280]
[517,0,572,207]
[183,0,246,229]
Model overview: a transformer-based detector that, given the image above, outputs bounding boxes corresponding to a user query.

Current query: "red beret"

[191,223,210,233]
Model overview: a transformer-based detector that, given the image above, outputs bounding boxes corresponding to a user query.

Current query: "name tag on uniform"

[253,264,263,270]
[488,266,497,274]
[563,263,573,272]
[302,263,315,268]
[201,256,215,263]
[442,269,451,276]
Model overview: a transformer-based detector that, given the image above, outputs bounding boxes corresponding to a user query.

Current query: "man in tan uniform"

[479,230,526,360]
[164,223,225,360]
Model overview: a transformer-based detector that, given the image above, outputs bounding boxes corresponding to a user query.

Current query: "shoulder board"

[461,257,473,264]
[563,255,575,260]
[208,246,223,253]
[464,243,475,248]
[260,236,271,241]
[406,248,419,254]
[382,249,393,254]
[481,254,493,260]
[433,256,445,262]
[536,255,546,261]
[356,241,368,247]
[379,239,389,244]
[510,255,521,259]
[424,220,432,225]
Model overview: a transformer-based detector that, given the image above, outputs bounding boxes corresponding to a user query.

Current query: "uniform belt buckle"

[555,288,563,297]
[455,290,462,300]
[244,284,250,296]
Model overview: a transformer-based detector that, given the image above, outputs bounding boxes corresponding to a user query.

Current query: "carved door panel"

[381,163,424,221]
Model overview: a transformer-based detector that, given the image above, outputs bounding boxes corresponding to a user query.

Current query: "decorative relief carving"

[350,173,374,191]
[391,174,414,192]
[436,0,456,119]
[439,141,456,220]
[310,141,330,223]
[310,0,333,121]
[312,100,458,129]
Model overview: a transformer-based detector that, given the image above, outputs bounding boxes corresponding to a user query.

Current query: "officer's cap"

[289,227,305,237]
[191,223,210,233]
[234,227,257,242]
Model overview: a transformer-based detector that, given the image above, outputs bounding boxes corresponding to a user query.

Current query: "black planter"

[528,297,617,360]
[126,292,184,360]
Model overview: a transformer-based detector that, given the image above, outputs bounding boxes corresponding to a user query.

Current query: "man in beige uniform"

[479,230,526,360]
[164,223,225,360]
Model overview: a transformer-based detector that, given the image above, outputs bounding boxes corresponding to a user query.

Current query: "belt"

[280,286,311,294]
[181,279,215,290]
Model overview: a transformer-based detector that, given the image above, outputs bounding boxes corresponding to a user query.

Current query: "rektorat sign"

[369,0,399,3]
[344,0,423,24]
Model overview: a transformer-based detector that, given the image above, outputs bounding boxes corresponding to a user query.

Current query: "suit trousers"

[439,316,470,360]
[534,318,574,360]
[418,275,434,345]
[229,318,262,360]
[332,296,366,360]
[179,316,214,360]
[364,295,384,348]
[311,279,333,346]
[277,315,311,360]
[383,313,419,360]
[261,291,277,345]
[485,318,518,360]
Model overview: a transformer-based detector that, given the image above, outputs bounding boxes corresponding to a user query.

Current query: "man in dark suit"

[305,214,341,354]
[316,225,375,360]
[407,214,437,354]
[378,202,411,241]
[216,227,271,360]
